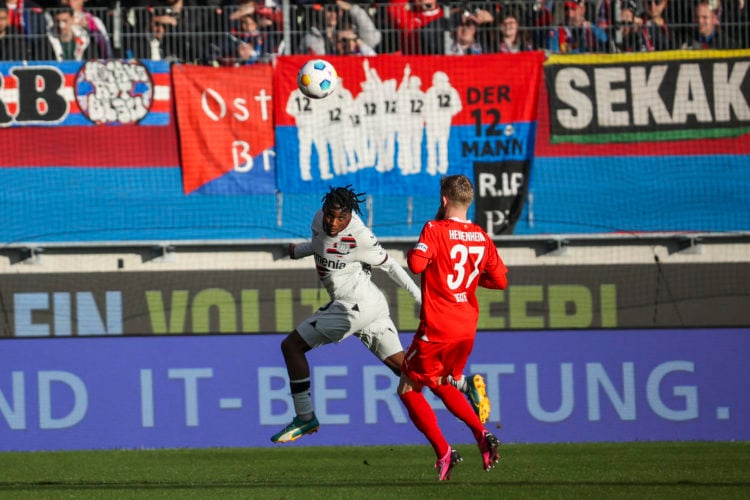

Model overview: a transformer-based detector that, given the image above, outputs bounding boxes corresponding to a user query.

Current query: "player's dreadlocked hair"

[322,185,366,215]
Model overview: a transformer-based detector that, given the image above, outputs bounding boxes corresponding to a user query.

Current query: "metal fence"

[1,1,748,64]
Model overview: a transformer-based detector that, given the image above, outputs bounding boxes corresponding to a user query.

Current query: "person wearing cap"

[549,0,609,53]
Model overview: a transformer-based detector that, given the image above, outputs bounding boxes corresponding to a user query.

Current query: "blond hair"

[440,174,474,207]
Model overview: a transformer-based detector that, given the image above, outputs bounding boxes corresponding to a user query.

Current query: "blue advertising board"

[1,329,748,451]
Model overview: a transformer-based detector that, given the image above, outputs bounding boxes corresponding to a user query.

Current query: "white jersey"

[292,209,420,357]
[294,210,421,305]
[308,211,386,301]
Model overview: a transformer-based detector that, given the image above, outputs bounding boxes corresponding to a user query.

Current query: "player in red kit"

[398,174,508,481]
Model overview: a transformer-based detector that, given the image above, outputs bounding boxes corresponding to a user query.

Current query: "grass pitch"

[0,442,749,499]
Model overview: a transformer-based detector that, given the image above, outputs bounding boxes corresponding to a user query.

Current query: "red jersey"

[407,217,508,342]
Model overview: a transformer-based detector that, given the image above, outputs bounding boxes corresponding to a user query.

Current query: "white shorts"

[296,297,403,362]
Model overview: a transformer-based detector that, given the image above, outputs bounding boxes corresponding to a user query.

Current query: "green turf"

[1,442,749,499]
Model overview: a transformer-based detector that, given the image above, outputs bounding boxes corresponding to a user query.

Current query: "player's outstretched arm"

[289,242,314,260]
[377,255,421,305]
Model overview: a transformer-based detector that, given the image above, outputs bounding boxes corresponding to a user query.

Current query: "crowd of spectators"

[0,0,748,64]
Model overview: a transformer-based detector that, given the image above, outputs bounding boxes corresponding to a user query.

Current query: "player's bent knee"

[281,331,308,356]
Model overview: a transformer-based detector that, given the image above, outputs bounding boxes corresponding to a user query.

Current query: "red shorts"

[401,336,474,390]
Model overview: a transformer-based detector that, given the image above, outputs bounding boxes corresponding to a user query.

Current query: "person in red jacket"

[386,0,450,54]
[398,174,508,481]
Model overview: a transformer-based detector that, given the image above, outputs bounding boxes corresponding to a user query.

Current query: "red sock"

[433,383,485,442]
[400,390,449,458]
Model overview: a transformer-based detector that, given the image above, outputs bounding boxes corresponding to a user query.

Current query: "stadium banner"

[274,54,544,207]
[1,59,178,169]
[0,328,747,451]
[172,64,276,195]
[1,263,747,337]
[510,50,750,235]
[544,49,750,144]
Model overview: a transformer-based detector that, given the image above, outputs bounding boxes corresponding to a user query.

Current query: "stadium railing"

[2,1,748,65]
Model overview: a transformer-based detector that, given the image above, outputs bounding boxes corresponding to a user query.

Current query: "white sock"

[291,386,314,419]
[448,374,467,392]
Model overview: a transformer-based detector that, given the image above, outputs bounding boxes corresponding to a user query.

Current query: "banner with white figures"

[274,54,545,197]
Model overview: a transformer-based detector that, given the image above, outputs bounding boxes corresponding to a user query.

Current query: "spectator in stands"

[446,13,482,54]
[211,11,275,64]
[497,10,533,53]
[127,7,180,60]
[448,2,497,53]
[38,5,100,59]
[688,0,737,49]
[594,0,616,44]
[386,0,450,54]
[126,0,200,7]
[527,0,554,50]
[59,0,112,57]
[595,0,614,26]
[618,0,646,51]
[4,0,46,60]
[198,1,280,64]
[334,24,376,55]
[0,4,31,59]
[302,0,380,55]
[3,0,46,38]
[642,0,674,51]
[721,0,748,48]
[549,0,609,53]
[227,0,281,24]
[145,0,221,63]
[225,0,283,41]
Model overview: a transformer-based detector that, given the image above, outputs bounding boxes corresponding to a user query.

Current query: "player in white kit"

[271,186,488,443]
[271,186,421,443]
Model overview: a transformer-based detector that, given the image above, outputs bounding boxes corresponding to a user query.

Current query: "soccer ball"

[297,59,338,99]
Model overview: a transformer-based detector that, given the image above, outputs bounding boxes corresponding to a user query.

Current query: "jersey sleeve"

[355,224,390,267]
[378,256,422,304]
[291,242,314,259]
[478,243,509,290]
[407,222,435,274]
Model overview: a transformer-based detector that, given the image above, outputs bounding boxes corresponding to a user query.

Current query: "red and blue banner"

[172,64,276,195]
[274,54,545,209]
[1,60,171,127]
[1,60,178,169]
[0,53,748,244]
